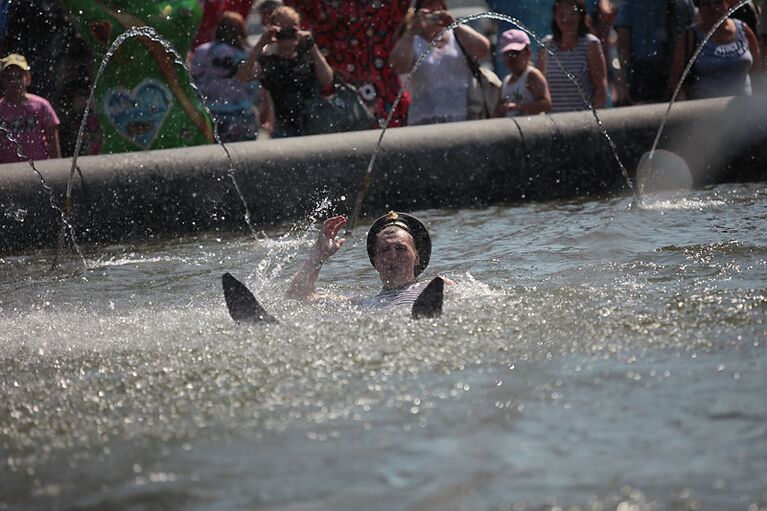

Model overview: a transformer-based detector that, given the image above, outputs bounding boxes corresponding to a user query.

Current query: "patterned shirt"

[286,0,411,127]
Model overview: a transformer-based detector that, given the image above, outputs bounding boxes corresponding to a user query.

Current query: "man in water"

[286,211,439,307]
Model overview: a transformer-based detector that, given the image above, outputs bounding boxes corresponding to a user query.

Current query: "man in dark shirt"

[238,5,333,137]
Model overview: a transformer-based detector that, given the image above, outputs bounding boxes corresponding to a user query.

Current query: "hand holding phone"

[276,26,297,40]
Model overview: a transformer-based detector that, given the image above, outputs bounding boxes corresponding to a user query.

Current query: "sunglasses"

[503,50,526,58]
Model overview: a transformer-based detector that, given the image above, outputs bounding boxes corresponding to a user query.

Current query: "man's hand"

[315,215,347,264]
[287,215,347,301]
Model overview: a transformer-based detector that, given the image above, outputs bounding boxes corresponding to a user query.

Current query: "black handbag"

[302,79,377,135]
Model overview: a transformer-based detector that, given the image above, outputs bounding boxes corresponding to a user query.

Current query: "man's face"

[373,227,420,287]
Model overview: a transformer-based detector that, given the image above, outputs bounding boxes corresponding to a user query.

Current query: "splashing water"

[254,197,335,286]
[636,0,754,208]
[348,12,633,232]
[60,26,260,266]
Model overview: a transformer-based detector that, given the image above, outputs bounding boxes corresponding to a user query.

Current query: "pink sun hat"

[498,29,530,53]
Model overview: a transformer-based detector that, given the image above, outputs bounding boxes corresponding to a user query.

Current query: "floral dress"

[286,0,411,127]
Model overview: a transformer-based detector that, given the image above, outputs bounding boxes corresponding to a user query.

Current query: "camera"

[276,27,297,40]
[424,12,442,24]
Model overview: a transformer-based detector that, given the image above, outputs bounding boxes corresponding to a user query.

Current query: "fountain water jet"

[636,0,755,207]
[55,25,261,268]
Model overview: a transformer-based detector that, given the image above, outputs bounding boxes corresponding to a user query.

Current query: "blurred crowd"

[1,0,765,163]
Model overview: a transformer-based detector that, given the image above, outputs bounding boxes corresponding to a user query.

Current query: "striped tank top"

[541,33,600,113]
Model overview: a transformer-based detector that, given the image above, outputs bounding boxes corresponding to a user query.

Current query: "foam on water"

[639,195,729,211]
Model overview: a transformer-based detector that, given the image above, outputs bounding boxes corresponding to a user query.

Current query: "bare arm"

[301,31,334,88]
[238,30,274,83]
[587,39,607,109]
[286,215,347,301]
[45,126,61,159]
[389,23,417,75]
[744,24,762,73]
[258,88,274,137]
[519,67,552,115]
[453,24,491,61]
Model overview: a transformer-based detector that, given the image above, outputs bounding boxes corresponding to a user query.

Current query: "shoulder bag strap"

[454,31,482,79]
[454,31,491,118]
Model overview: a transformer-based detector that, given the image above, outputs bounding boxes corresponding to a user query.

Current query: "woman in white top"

[389,0,491,126]
[537,0,607,113]
[495,28,552,117]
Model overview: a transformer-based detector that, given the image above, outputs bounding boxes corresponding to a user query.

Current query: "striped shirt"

[355,281,429,309]
[541,33,600,113]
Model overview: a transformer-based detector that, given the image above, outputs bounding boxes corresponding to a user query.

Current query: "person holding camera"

[389,0,490,126]
[239,5,333,138]
[283,0,412,129]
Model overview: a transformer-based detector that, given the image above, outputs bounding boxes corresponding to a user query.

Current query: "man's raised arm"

[286,216,347,301]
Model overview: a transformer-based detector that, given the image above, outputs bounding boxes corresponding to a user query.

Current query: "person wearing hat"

[286,212,442,307]
[0,53,61,163]
[495,28,551,117]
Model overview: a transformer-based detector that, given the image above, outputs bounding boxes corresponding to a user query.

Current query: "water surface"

[1,183,766,510]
